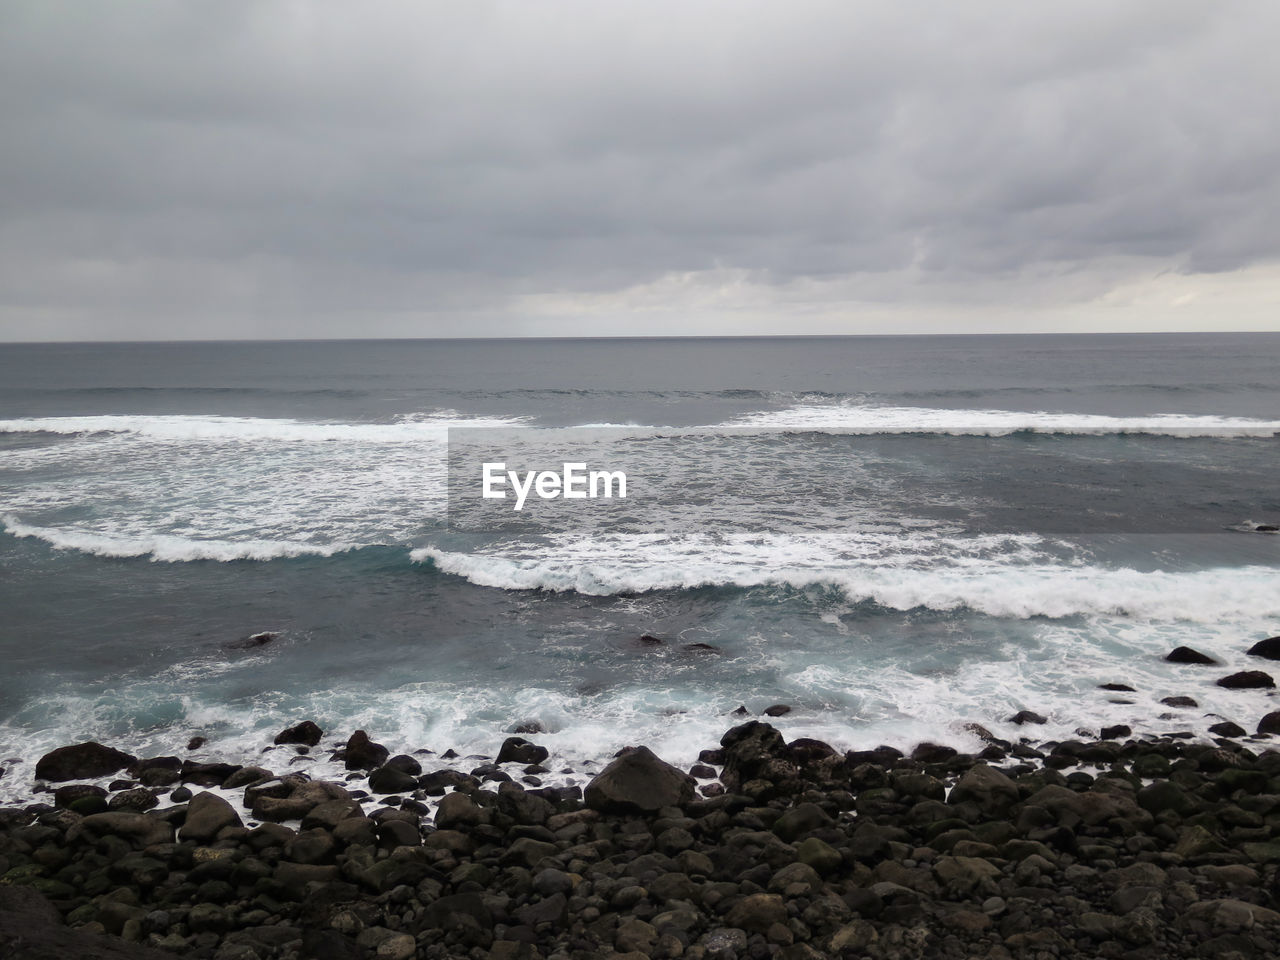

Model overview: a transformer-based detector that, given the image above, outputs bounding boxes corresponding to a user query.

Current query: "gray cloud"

[1,1,1279,339]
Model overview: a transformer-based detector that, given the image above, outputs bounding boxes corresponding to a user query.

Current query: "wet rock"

[343,730,389,770]
[682,642,721,654]
[1100,724,1131,739]
[1098,683,1136,692]
[1165,646,1219,665]
[1208,720,1247,737]
[763,704,792,717]
[181,760,241,786]
[228,630,279,649]
[1247,636,1280,660]
[35,742,136,782]
[1217,671,1275,689]
[186,736,207,751]
[54,783,108,809]
[108,787,158,812]
[1008,710,1047,725]
[179,791,243,841]
[496,737,549,765]
[1160,695,1199,708]
[584,745,695,814]
[273,720,323,746]
[1257,711,1280,735]
[949,763,1019,814]
[368,765,418,794]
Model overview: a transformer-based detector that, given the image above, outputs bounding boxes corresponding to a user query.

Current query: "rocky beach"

[4,638,1280,960]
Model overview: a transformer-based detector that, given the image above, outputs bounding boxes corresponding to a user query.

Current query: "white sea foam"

[415,538,1280,622]
[2,517,360,562]
[0,412,528,442]
[718,403,1280,437]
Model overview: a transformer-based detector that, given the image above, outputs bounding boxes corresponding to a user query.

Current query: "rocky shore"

[5,708,1280,960]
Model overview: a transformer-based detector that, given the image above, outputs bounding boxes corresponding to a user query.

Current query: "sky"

[2,1,1279,341]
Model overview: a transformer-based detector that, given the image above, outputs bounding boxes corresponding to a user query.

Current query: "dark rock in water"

[1208,720,1247,737]
[170,785,192,803]
[343,730,389,770]
[681,642,722,654]
[35,742,136,782]
[509,720,544,734]
[698,748,724,765]
[1247,636,1280,660]
[1160,695,1199,708]
[911,742,958,764]
[368,765,419,794]
[1217,671,1275,689]
[584,745,695,814]
[441,748,459,759]
[385,753,422,776]
[1098,683,1136,692]
[1258,711,1280,735]
[635,633,665,646]
[962,722,997,742]
[1007,710,1047,725]
[689,763,717,779]
[181,760,241,786]
[227,630,279,649]
[274,720,322,747]
[730,705,749,716]
[186,736,207,751]
[497,737,549,765]
[763,704,792,717]
[787,737,839,763]
[54,783,108,809]
[1100,724,1132,740]
[1165,645,1218,665]
[1256,524,1279,532]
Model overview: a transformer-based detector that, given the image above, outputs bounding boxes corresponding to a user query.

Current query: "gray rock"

[35,742,136,782]
[179,791,242,841]
[584,745,695,814]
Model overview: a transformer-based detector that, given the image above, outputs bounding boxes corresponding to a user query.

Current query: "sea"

[1,333,1278,800]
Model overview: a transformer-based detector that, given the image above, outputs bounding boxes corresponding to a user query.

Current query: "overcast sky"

[2,1,1279,340]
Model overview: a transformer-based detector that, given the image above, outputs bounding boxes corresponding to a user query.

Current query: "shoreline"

[4,708,1280,960]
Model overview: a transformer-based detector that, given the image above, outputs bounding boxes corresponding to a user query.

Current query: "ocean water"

[1,333,1278,800]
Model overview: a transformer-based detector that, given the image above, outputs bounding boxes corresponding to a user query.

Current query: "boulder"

[75,811,174,847]
[772,802,834,841]
[1098,683,1136,692]
[584,746,695,814]
[274,721,323,747]
[763,704,792,717]
[368,765,418,794]
[1008,711,1047,725]
[1209,720,1247,738]
[1217,671,1275,689]
[1257,711,1280,735]
[179,791,243,841]
[1160,696,1198,708]
[948,763,1019,814]
[496,737,549,765]
[1165,646,1218,665]
[1247,636,1280,660]
[35,742,136,782]
[343,730,389,770]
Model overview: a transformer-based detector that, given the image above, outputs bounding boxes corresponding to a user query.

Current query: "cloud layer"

[2,1,1279,338]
